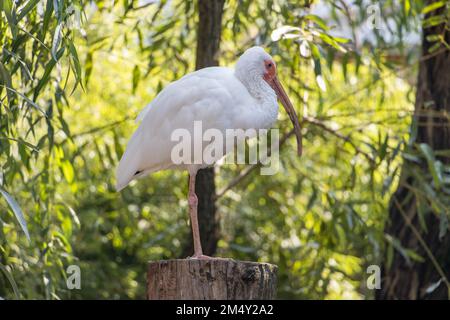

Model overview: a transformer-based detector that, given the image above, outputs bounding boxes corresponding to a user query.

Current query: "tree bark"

[147,259,278,299]
[377,1,450,299]
[182,0,225,257]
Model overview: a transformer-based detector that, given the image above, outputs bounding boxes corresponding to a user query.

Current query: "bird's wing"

[116,67,253,191]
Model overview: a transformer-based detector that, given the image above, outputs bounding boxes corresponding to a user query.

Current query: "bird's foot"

[188,254,213,260]
[188,254,233,260]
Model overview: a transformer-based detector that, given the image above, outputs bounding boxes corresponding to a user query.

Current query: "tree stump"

[147,259,277,300]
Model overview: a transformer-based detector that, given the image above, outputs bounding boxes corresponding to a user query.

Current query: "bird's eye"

[267,63,272,68]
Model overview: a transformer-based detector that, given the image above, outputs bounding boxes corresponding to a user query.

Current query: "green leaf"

[132,65,140,94]
[53,0,61,21]
[382,167,398,196]
[51,23,63,61]
[439,211,448,240]
[331,36,350,44]
[416,198,428,233]
[405,249,425,263]
[3,0,18,38]
[379,133,389,161]
[58,115,71,137]
[84,51,93,87]
[426,34,441,42]
[335,224,347,248]
[152,20,177,38]
[52,231,72,253]
[299,40,311,57]
[33,47,65,99]
[310,42,320,60]
[0,188,30,242]
[0,85,46,116]
[318,32,347,53]
[113,130,124,161]
[422,1,446,15]
[385,234,411,265]
[306,186,317,210]
[68,41,83,92]
[17,0,41,21]
[428,42,442,53]
[386,241,394,269]
[312,54,322,76]
[40,0,53,41]
[304,14,329,30]
[404,0,411,14]
[61,160,74,184]
[0,61,14,103]
[418,143,442,189]
[423,15,446,28]
[66,205,80,227]
[0,264,20,298]
[270,25,301,41]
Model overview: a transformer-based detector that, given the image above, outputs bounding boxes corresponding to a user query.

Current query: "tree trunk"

[182,0,225,257]
[377,1,450,299]
[147,259,278,299]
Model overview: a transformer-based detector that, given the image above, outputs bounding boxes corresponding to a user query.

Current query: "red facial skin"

[263,60,277,81]
[262,59,303,157]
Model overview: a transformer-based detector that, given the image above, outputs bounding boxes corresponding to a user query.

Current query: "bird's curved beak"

[267,76,303,156]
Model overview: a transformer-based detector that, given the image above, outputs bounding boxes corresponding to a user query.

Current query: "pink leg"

[188,172,211,259]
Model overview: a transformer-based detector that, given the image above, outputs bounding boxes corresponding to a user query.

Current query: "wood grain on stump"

[147,259,277,300]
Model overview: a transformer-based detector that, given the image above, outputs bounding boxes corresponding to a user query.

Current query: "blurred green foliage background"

[1,0,448,299]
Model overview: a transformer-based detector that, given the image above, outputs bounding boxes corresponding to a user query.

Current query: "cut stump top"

[147,258,278,300]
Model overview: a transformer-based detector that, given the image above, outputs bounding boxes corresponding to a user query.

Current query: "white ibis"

[116,46,302,259]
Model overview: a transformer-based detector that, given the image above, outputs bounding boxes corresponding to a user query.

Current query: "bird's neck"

[235,70,277,103]
[235,70,279,128]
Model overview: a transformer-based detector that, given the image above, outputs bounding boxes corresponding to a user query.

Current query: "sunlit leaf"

[304,14,329,30]
[3,0,18,38]
[132,65,141,94]
[271,25,301,41]
[34,47,65,98]
[0,264,20,298]
[316,74,327,92]
[61,160,74,184]
[17,0,40,21]
[84,51,93,87]
[1,85,46,116]
[299,40,311,58]
[52,23,63,61]
[422,1,446,15]
[0,188,30,242]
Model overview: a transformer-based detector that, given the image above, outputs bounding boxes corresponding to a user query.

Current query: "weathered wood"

[147,259,277,300]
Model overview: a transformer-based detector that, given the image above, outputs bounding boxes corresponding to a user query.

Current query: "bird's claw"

[189,254,213,260]
[187,254,233,261]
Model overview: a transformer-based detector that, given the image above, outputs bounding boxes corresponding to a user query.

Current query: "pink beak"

[267,76,303,156]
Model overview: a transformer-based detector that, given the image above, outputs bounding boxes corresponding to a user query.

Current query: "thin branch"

[216,114,377,200]
[132,1,158,11]
[303,116,375,164]
[0,137,39,152]
[72,116,132,138]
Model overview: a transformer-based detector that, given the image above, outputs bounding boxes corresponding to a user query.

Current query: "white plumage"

[116,46,302,259]
[116,49,280,191]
